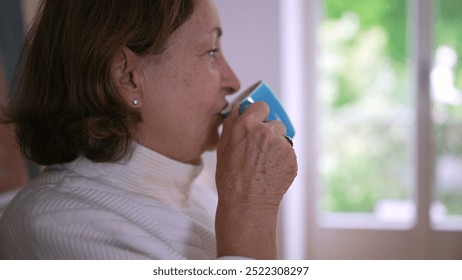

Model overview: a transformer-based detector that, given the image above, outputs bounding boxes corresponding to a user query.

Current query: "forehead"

[171,0,221,46]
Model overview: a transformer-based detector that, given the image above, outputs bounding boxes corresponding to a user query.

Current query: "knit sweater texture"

[0,144,221,259]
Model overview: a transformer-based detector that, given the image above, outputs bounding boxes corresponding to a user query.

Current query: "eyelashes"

[208,48,220,58]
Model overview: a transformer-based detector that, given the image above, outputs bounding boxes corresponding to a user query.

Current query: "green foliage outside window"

[320,0,462,215]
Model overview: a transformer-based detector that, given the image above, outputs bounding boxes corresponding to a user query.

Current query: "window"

[280,0,462,259]
[318,0,413,222]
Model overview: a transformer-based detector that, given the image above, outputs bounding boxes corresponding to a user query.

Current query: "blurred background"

[1,0,461,259]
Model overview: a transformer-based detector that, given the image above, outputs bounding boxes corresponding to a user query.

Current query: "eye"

[208,48,219,58]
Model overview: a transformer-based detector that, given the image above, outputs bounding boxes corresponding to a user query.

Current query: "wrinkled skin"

[215,102,298,259]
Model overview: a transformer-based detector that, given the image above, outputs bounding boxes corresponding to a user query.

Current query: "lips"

[219,102,230,117]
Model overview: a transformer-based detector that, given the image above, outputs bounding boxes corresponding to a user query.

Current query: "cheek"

[188,64,221,107]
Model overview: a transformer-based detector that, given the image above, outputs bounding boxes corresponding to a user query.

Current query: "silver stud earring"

[133,99,139,106]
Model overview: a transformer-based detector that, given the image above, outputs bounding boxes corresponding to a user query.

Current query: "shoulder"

[0,166,182,259]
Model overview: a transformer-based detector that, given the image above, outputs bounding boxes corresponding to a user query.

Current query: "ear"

[112,47,143,107]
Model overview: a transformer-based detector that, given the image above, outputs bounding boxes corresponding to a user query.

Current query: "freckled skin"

[133,0,240,165]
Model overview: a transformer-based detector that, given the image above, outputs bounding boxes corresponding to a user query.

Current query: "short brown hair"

[2,0,195,165]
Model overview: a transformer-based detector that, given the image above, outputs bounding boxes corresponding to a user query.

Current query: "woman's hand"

[215,102,298,259]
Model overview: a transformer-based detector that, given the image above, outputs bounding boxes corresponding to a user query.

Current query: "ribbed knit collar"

[66,143,204,206]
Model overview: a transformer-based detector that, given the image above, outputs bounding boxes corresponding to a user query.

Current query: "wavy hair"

[2,0,194,165]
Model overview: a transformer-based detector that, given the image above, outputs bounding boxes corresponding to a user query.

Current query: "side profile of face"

[130,0,240,165]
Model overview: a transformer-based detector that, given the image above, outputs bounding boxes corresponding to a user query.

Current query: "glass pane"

[318,0,413,218]
[432,0,462,221]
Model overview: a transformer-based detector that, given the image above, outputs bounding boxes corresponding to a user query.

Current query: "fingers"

[216,98,298,216]
[241,103,287,137]
[222,104,239,134]
[266,120,293,147]
[267,120,286,135]
[227,103,240,121]
[240,101,270,122]
[283,135,293,147]
[246,103,289,146]
[222,102,291,148]
[222,102,269,140]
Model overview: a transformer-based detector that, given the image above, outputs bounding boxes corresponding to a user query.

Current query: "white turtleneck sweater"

[0,144,225,259]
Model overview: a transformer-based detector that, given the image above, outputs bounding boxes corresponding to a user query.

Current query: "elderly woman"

[0,0,297,259]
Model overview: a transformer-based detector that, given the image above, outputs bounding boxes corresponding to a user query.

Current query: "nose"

[221,55,241,95]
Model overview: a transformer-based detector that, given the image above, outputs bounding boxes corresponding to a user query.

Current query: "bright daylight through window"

[318,0,462,224]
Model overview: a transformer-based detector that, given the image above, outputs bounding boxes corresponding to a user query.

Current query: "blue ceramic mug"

[221,80,295,138]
